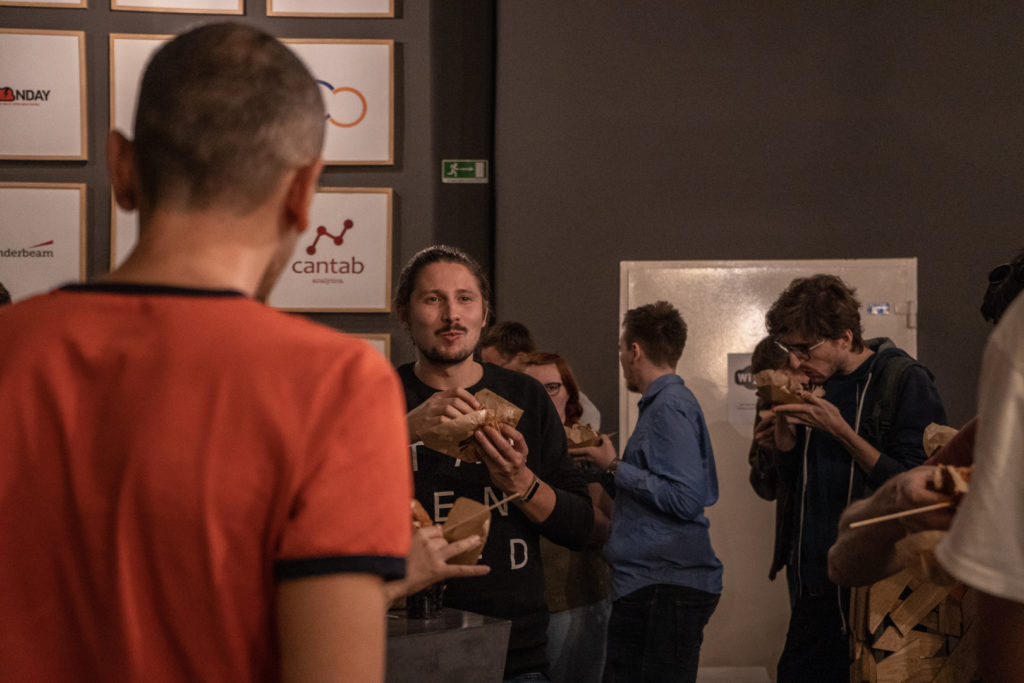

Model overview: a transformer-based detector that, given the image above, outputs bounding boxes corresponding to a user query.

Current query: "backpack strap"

[859,352,930,447]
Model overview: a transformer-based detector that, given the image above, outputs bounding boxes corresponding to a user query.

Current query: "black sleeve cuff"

[274,555,406,581]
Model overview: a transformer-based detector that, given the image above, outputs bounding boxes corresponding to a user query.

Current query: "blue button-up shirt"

[603,373,723,600]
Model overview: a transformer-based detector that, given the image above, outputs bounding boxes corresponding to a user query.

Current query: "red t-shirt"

[0,284,411,682]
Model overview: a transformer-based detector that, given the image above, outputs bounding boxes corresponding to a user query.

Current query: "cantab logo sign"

[268,188,391,312]
[292,219,365,277]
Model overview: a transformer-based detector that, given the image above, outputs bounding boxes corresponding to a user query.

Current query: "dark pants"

[603,584,720,683]
[776,592,849,683]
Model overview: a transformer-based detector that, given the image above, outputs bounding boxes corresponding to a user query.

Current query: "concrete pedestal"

[386,608,511,683]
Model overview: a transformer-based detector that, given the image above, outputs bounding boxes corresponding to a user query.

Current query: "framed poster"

[285,40,393,165]
[109,34,172,135]
[268,0,390,17]
[112,188,392,312]
[269,188,392,312]
[1,0,86,8]
[0,183,86,302]
[112,0,241,14]
[0,30,87,160]
[355,333,391,360]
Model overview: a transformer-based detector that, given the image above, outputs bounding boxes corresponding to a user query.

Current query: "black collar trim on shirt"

[60,282,247,299]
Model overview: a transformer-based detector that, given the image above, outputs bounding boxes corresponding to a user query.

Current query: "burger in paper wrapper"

[755,369,825,406]
[565,423,601,448]
[420,389,523,463]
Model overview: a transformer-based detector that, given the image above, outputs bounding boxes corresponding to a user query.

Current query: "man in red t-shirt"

[0,23,411,682]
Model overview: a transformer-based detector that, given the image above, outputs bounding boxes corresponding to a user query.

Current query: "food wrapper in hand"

[923,422,959,457]
[441,497,491,565]
[565,423,601,448]
[754,369,825,405]
[420,389,523,463]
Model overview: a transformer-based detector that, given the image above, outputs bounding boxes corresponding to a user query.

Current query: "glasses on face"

[774,338,826,361]
[543,382,563,396]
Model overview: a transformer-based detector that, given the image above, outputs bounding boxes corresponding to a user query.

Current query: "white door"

[618,258,917,674]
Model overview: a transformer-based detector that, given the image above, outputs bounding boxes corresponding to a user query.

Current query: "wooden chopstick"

[442,493,520,535]
[848,501,953,529]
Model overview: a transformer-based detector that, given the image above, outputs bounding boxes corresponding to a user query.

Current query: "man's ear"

[107,131,139,211]
[284,158,324,234]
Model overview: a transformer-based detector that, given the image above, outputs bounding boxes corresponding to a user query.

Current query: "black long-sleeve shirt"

[399,362,593,678]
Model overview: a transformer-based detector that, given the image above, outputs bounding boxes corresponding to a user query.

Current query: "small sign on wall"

[269,188,392,312]
[441,159,489,184]
[0,183,86,302]
[0,30,87,160]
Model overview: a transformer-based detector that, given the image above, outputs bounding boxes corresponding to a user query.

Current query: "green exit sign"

[441,159,489,184]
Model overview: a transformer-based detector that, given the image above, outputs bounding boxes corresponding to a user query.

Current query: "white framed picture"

[0,30,87,160]
[0,0,85,8]
[269,187,393,311]
[354,333,391,361]
[112,0,241,14]
[285,40,393,165]
[111,188,393,312]
[109,34,172,135]
[0,183,86,302]
[268,0,390,17]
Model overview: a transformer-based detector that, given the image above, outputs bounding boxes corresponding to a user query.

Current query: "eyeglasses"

[774,338,826,361]
[542,382,563,396]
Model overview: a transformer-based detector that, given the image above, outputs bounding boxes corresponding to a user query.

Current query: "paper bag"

[565,423,601,448]
[441,497,491,565]
[421,389,523,463]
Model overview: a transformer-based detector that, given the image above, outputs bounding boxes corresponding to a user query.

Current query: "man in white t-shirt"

[935,291,1024,683]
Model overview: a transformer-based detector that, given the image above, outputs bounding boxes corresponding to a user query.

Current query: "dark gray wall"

[4,1,1017,427]
[494,1,1024,430]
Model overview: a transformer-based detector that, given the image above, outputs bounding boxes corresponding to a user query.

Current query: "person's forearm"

[828,496,904,586]
[833,421,881,473]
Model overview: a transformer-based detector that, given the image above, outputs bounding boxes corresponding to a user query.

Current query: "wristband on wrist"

[516,474,541,504]
[604,458,619,475]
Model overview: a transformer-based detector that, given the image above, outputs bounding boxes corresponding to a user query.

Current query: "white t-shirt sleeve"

[936,297,1024,602]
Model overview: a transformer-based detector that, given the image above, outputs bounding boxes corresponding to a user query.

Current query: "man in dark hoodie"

[752,274,946,682]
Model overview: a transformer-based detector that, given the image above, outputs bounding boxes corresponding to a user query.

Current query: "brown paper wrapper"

[565,423,601,448]
[441,497,491,565]
[410,499,433,529]
[923,422,959,457]
[754,369,825,405]
[420,389,523,463]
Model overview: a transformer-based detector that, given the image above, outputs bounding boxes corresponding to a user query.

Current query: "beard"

[413,324,476,367]
[419,344,474,367]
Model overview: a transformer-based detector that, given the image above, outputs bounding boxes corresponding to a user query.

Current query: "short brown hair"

[766,274,864,351]
[480,321,535,358]
[133,23,324,215]
[520,351,583,426]
[622,301,687,367]
[750,335,788,373]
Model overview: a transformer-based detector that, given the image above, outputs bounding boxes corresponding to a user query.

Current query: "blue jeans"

[603,584,720,683]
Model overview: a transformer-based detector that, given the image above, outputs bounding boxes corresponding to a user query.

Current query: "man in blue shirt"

[573,300,722,683]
